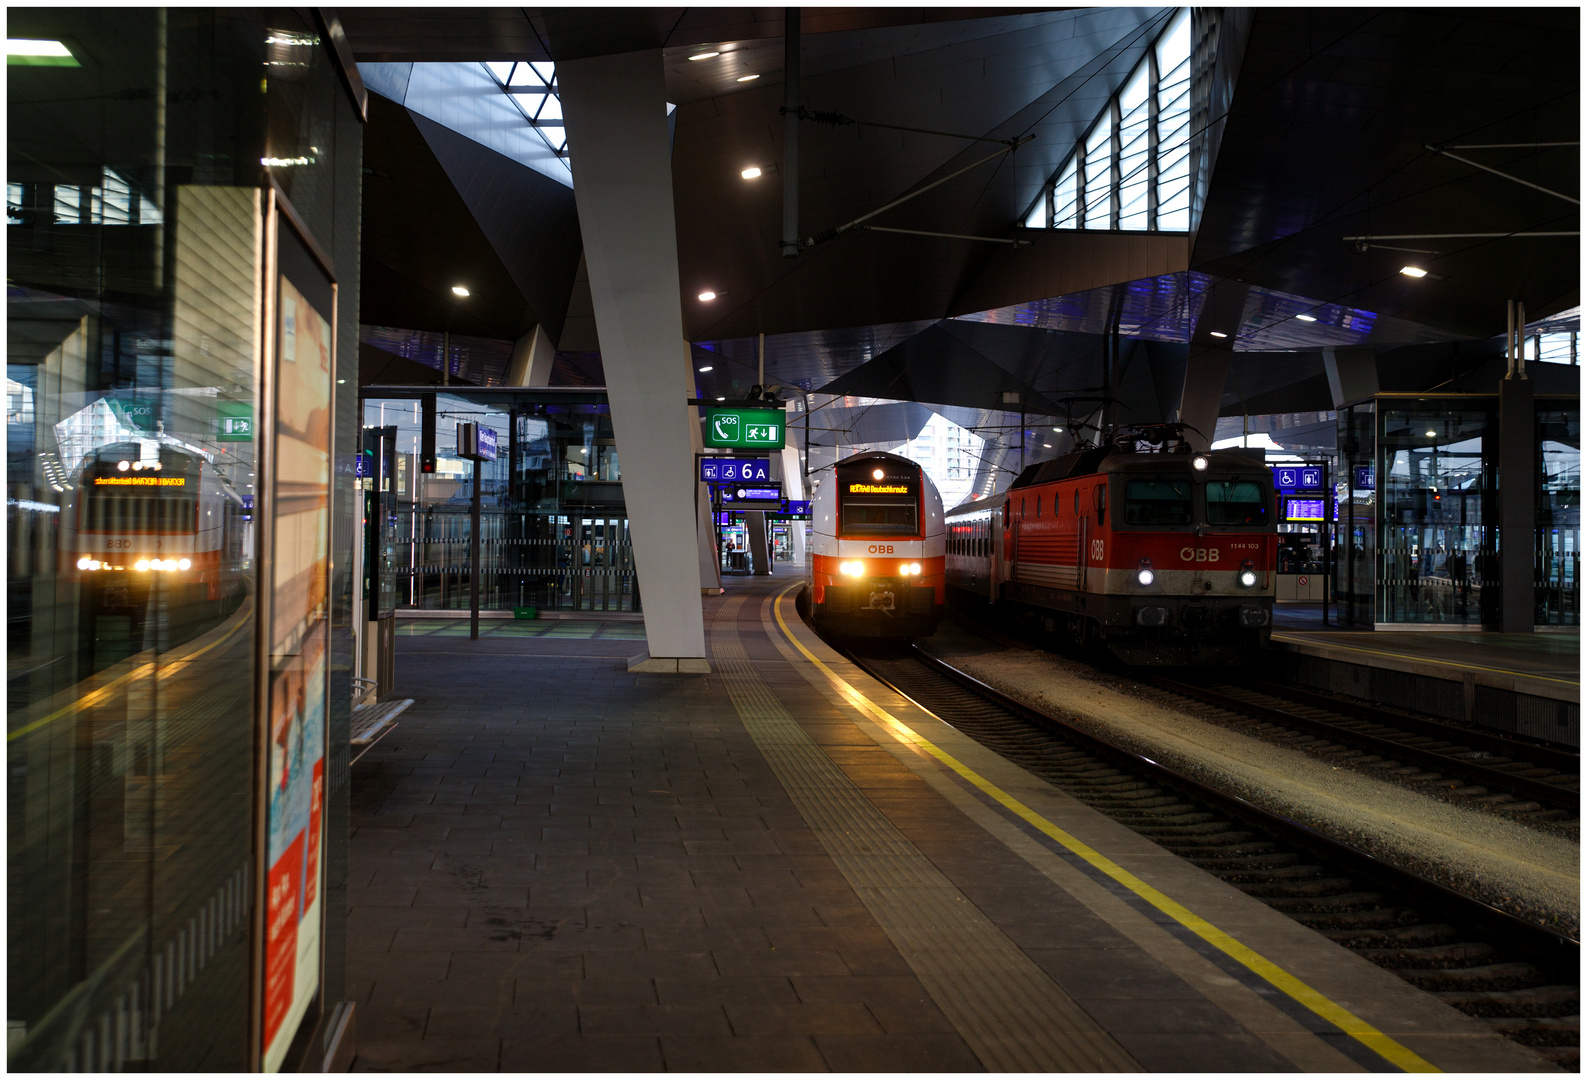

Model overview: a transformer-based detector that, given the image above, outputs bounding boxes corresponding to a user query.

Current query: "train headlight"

[116,460,129,472]
[840,561,863,577]
[1191,454,1209,472]
[1238,560,1257,588]
[909,562,921,575]
[134,559,150,572]
[77,557,92,570]
[1137,568,1155,586]
[178,558,191,571]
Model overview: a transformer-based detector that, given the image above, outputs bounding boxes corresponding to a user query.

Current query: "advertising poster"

[261,260,332,1072]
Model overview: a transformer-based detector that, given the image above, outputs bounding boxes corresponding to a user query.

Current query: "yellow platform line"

[9,604,253,743]
[1272,633,1579,688]
[773,584,1439,1074]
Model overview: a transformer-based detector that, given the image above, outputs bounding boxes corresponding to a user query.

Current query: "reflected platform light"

[736,74,759,82]
[451,285,470,297]
[688,51,721,60]
[1400,266,1428,278]
[8,39,77,66]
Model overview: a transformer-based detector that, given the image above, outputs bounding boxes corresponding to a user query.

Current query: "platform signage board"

[705,408,784,449]
[1271,464,1324,493]
[1354,466,1375,490]
[700,458,770,483]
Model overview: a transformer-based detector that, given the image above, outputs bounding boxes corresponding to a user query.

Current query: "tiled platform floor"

[346,574,1552,1072]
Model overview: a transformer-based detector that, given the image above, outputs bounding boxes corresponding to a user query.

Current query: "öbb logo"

[1179,546,1220,563]
[868,544,894,554]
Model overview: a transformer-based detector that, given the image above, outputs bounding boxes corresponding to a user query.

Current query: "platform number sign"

[705,407,785,449]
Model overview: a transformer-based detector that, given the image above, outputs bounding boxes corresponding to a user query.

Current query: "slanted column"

[559,50,707,671]
[505,325,556,387]
[1176,345,1231,450]
[1322,346,1378,408]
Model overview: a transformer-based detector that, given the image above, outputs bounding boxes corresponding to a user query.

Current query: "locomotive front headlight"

[840,561,863,577]
[1137,558,1154,586]
[77,557,92,570]
[1191,454,1209,472]
[178,558,191,571]
[1238,559,1257,588]
[134,559,150,572]
[910,562,921,575]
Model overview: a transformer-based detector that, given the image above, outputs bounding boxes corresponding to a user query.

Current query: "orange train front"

[946,426,1278,665]
[808,451,945,638]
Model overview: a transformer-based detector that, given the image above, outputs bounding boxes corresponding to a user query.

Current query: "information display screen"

[1285,498,1326,522]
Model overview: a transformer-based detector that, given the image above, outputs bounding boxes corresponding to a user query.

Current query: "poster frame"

[251,186,338,1073]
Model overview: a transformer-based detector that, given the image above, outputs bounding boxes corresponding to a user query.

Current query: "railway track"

[837,640,1581,1070]
[1142,677,1581,823]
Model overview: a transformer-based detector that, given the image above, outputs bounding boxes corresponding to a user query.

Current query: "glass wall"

[9,9,361,1071]
[1537,408,1580,625]
[1337,395,1580,629]
[363,389,640,615]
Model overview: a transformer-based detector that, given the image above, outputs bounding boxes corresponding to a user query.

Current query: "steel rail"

[875,644,1580,968]
[1147,676,1578,813]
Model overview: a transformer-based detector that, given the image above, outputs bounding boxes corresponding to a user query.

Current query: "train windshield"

[82,490,197,532]
[842,502,917,535]
[1206,479,1268,526]
[1123,479,1191,525]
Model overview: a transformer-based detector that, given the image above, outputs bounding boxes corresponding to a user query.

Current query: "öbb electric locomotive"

[945,425,1276,664]
[809,451,946,637]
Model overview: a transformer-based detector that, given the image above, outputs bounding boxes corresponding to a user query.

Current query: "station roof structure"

[345,6,1579,462]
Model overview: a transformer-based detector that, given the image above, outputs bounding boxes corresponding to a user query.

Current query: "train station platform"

[1270,604,1579,746]
[345,573,1550,1073]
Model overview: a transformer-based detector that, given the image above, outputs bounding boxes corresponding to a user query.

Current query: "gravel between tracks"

[918,623,1581,939]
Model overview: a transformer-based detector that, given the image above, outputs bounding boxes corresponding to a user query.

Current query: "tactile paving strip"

[711,596,1139,1072]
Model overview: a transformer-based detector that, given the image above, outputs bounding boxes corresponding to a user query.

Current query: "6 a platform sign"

[705,407,785,449]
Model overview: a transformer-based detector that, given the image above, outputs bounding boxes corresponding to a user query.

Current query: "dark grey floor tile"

[789,976,931,1005]
[1077,995,1248,1034]
[581,950,718,979]
[659,1035,830,1072]
[351,1037,501,1072]
[712,949,851,978]
[423,1003,579,1039]
[725,1001,885,1037]
[1111,1031,1300,1072]
[500,1035,664,1073]
[654,975,798,1006]
[814,1033,985,1072]
[576,1003,733,1037]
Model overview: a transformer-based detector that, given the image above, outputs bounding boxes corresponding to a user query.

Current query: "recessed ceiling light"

[1400,266,1428,278]
[688,51,721,61]
[1209,331,1228,338]
[8,39,76,65]
[698,290,717,301]
[741,167,762,180]
[1426,430,1437,437]
[1295,313,1317,322]
[451,285,470,297]
[716,396,726,401]
[1052,426,1063,432]
[1042,443,1053,449]
[736,74,759,82]
[698,365,713,372]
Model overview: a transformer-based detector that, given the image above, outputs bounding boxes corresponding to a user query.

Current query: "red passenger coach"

[809,451,946,637]
[946,425,1276,664]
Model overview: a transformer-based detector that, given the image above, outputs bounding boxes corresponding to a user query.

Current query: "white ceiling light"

[451,285,470,297]
[1209,331,1228,338]
[1295,313,1317,322]
[736,74,759,82]
[741,167,762,179]
[698,365,713,372]
[688,51,721,61]
[8,38,74,60]
[698,290,717,301]
[1052,426,1063,432]
[1400,266,1428,278]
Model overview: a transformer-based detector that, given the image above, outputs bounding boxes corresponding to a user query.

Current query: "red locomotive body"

[947,428,1276,664]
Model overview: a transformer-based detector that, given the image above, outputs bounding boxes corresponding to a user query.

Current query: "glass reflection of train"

[946,425,1277,665]
[64,439,250,616]
[808,451,945,638]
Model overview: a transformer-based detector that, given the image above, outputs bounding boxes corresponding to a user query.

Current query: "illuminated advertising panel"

[261,230,331,1073]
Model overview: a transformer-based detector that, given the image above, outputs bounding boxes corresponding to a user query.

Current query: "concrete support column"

[559,50,707,671]
[506,324,557,387]
[1175,346,1231,450]
[1323,346,1379,408]
[746,511,771,574]
[1498,377,1535,632]
[779,419,807,564]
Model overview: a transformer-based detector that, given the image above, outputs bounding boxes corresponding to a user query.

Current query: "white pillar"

[779,408,807,564]
[506,324,557,387]
[559,49,707,672]
[1176,346,1231,451]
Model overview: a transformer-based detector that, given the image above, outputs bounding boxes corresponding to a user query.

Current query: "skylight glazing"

[483,60,567,158]
[1037,7,1194,234]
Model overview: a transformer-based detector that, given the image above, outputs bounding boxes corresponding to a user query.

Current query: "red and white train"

[808,451,946,637]
[64,439,250,613]
[946,427,1276,664]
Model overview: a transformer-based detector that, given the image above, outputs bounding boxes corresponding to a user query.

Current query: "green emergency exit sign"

[216,401,253,441]
[705,407,784,449]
